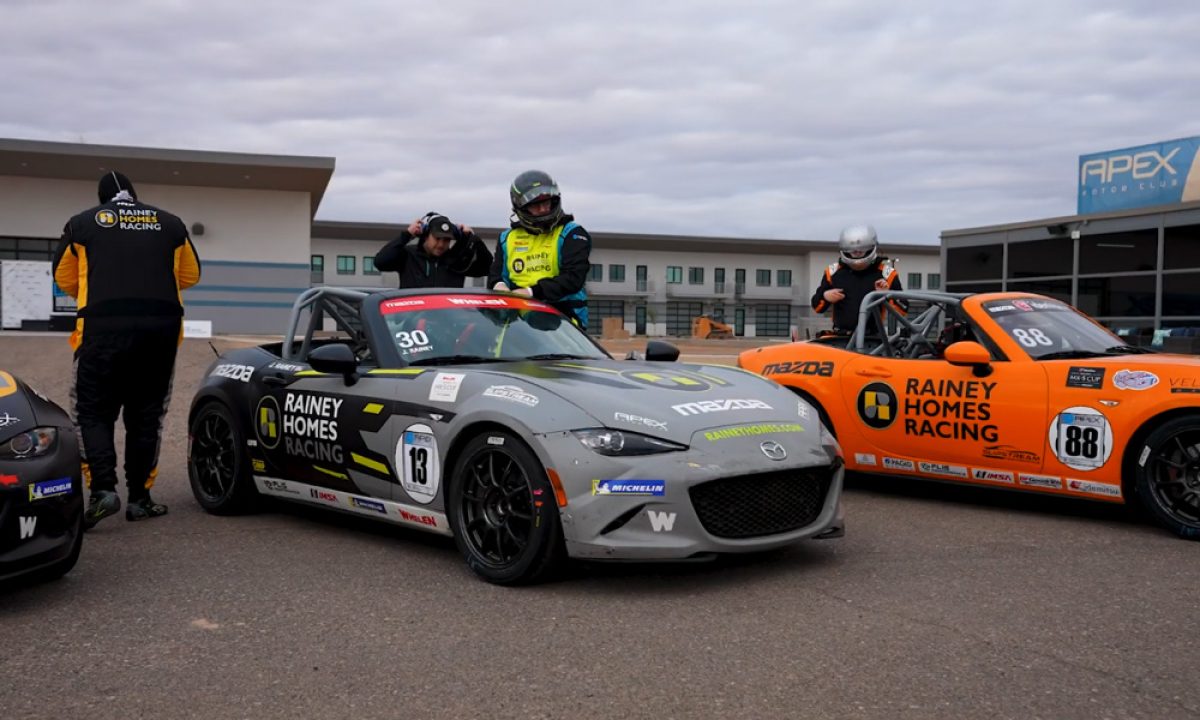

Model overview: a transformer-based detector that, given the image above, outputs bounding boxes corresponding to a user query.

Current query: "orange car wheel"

[1134,415,1200,540]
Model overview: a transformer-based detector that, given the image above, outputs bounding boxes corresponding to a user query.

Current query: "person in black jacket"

[811,224,905,333]
[53,171,201,528]
[373,212,492,288]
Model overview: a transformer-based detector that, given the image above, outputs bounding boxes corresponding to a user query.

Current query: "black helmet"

[510,170,563,234]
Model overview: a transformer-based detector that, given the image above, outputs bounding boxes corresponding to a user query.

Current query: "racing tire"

[188,402,259,515]
[447,430,565,585]
[1133,415,1200,540]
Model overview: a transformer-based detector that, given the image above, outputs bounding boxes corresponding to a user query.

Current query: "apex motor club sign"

[1078,136,1200,214]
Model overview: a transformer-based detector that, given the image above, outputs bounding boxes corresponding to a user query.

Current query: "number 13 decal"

[398,423,440,504]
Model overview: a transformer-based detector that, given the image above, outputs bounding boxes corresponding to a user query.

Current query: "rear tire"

[447,430,564,585]
[188,402,260,515]
[1133,415,1200,540]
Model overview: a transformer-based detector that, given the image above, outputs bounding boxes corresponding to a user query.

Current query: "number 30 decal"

[395,330,430,349]
[1048,406,1113,471]
[398,423,440,504]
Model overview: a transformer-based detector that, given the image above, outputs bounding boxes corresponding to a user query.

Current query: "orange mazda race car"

[738,291,1200,539]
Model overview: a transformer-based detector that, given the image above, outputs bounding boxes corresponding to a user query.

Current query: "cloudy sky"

[4,0,1198,244]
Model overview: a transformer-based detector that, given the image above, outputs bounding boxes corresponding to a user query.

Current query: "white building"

[1,138,939,337]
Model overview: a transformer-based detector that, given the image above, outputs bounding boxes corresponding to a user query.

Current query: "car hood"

[471,358,813,442]
[0,371,35,441]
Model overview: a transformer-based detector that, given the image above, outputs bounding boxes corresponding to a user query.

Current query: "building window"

[666,266,683,284]
[0,237,53,261]
[907,272,922,290]
[947,244,1002,282]
[688,267,705,285]
[311,254,324,272]
[1077,275,1156,317]
[586,300,625,337]
[776,270,792,287]
[636,265,648,292]
[927,273,941,290]
[754,304,791,337]
[609,264,625,283]
[363,256,379,275]
[336,255,356,275]
[1165,224,1200,270]
[1008,238,1073,279]
[589,264,603,282]
[1079,229,1157,275]
[755,269,771,287]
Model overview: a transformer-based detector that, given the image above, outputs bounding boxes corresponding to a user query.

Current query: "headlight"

[0,427,58,459]
[573,428,686,456]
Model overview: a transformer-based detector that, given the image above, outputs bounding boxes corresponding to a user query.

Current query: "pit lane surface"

[1,335,1197,720]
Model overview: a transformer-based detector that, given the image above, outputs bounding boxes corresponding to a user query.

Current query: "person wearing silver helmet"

[810,224,905,333]
[489,170,592,329]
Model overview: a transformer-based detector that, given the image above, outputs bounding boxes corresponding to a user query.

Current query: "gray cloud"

[3,0,1198,244]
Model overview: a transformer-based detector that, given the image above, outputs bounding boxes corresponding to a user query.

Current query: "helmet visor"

[514,184,559,209]
[844,247,871,259]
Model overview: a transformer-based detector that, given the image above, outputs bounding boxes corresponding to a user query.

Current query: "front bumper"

[542,431,845,561]
[0,443,84,583]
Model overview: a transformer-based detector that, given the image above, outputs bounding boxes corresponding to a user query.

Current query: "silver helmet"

[838,224,878,270]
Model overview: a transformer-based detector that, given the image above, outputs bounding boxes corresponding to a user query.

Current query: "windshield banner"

[380,295,555,314]
[1078,136,1200,214]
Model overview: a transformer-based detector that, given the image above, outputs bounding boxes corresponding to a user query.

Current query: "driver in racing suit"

[811,224,905,334]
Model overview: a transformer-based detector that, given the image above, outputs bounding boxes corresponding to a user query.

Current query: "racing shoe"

[84,490,121,530]
[126,495,169,522]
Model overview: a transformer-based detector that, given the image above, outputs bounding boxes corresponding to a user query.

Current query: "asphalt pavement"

[1,335,1197,720]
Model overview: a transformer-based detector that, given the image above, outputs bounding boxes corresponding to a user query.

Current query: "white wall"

[0,176,311,264]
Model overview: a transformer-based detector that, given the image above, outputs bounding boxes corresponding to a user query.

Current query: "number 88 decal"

[1012,327,1053,348]
[1048,406,1113,471]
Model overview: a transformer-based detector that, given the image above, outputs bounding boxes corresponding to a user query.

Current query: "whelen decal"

[379,295,555,314]
[1018,473,1062,490]
[253,476,450,535]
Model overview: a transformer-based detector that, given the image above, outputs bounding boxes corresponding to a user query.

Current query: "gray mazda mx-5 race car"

[188,288,844,584]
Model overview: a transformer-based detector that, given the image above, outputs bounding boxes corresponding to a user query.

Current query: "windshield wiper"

[520,353,601,361]
[1035,350,1105,361]
[1102,345,1155,355]
[408,355,507,366]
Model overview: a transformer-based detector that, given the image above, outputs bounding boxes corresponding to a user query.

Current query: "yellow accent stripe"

[352,453,390,475]
[367,368,426,376]
[363,402,385,415]
[295,370,325,377]
[555,362,621,374]
[313,465,349,480]
[673,376,702,386]
[631,372,662,381]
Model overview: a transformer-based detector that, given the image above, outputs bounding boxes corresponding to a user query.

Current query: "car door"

[837,353,1049,485]
[252,369,401,508]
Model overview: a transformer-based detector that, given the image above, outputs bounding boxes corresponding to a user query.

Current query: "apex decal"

[1080,148,1179,184]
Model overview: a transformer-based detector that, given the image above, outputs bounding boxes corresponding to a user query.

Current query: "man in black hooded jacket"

[373,212,492,288]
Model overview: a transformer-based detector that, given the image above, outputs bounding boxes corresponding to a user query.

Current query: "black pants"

[71,327,178,498]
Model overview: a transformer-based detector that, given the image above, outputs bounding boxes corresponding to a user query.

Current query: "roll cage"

[845,290,982,359]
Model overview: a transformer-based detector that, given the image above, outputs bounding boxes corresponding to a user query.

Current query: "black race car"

[0,370,84,586]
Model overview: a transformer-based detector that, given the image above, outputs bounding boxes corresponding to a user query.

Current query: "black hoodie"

[373,228,493,289]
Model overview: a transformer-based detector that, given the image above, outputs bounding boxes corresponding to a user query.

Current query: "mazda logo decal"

[760,441,787,461]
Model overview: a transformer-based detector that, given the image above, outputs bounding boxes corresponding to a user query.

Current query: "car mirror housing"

[308,343,359,385]
[944,341,992,376]
[645,340,680,362]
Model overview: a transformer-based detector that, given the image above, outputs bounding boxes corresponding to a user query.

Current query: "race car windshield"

[981,299,1125,359]
[378,295,607,365]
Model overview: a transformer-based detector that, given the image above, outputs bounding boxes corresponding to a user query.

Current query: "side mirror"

[645,340,680,362]
[944,341,992,377]
[308,343,359,385]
